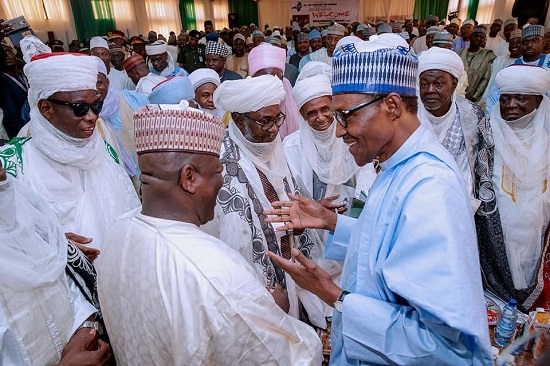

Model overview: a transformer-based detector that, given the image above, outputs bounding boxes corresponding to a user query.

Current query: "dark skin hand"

[269,248,342,306]
[57,328,111,366]
[0,19,14,40]
[270,283,290,313]
[66,232,100,263]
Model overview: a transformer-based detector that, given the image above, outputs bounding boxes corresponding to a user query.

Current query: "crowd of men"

[1,10,550,366]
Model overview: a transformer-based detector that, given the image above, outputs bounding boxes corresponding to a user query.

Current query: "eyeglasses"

[47,99,104,117]
[239,112,286,131]
[333,96,385,128]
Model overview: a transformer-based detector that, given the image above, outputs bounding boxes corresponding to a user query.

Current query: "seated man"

[487,64,550,310]
[205,40,242,83]
[146,40,187,77]
[188,68,224,118]
[98,104,322,364]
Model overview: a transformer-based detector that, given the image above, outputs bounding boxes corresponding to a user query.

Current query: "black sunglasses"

[47,98,104,117]
[333,96,385,128]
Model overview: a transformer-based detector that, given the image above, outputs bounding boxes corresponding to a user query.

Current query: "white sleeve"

[66,275,97,334]
[0,306,26,366]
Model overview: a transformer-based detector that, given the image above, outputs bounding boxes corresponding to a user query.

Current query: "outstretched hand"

[66,232,100,263]
[263,193,338,232]
[268,248,342,306]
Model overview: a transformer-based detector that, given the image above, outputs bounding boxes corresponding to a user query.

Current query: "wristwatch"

[78,320,104,336]
[334,290,350,313]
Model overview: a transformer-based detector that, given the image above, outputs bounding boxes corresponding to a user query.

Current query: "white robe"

[98,210,322,365]
[108,67,135,91]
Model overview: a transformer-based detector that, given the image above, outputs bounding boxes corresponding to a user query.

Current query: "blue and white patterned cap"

[332,34,418,96]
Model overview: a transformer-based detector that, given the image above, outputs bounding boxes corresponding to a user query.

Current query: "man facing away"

[97,104,322,365]
[266,34,493,365]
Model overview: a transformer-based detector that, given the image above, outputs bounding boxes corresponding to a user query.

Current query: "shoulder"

[283,131,301,148]
[0,136,31,178]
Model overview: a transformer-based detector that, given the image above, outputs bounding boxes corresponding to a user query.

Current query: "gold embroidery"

[501,165,517,202]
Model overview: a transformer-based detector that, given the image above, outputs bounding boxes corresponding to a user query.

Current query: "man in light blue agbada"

[267,33,493,365]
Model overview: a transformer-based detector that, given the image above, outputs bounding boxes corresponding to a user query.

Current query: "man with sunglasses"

[202,75,335,333]
[265,34,493,365]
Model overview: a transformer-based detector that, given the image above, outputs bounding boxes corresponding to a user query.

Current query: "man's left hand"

[268,248,342,306]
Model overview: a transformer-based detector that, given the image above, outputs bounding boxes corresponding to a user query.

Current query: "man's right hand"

[66,232,100,263]
[263,193,338,232]
[57,328,111,366]
[0,20,14,41]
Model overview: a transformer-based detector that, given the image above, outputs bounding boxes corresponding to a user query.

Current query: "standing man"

[146,40,187,77]
[177,30,205,73]
[0,42,28,139]
[492,18,519,57]
[458,26,496,102]
[452,19,475,52]
[485,19,504,50]
[266,34,493,365]
[91,36,134,91]
[98,104,322,365]
[204,75,337,331]
[299,24,345,71]
[485,64,550,310]
[289,32,310,69]
[224,33,249,78]
[205,41,242,83]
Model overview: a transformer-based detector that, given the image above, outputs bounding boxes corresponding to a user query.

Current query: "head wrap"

[510,29,523,40]
[327,24,346,36]
[392,22,403,31]
[427,26,440,35]
[205,41,229,58]
[145,40,168,56]
[292,74,332,110]
[205,33,219,42]
[248,42,286,76]
[472,26,488,35]
[253,30,265,39]
[308,30,321,40]
[321,29,328,37]
[134,105,226,156]
[493,19,504,25]
[149,76,195,104]
[451,18,461,25]
[234,33,246,42]
[522,25,544,39]
[297,32,309,41]
[503,18,518,29]
[272,30,281,37]
[90,36,109,50]
[357,24,368,32]
[463,19,475,27]
[496,65,550,95]
[400,31,410,40]
[188,68,220,91]
[378,23,392,34]
[332,34,418,96]
[265,36,282,46]
[213,74,285,113]
[298,61,333,82]
[93,55,108,76]
[123,54,146,72]
[20,35,52,64]
[433,31,453,46]
[418,46,464,79]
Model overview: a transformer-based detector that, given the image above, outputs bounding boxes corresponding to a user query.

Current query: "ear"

[37,99,54,120]
[232,112,245,128]
[179,164,197,194]
[385,93,402,120]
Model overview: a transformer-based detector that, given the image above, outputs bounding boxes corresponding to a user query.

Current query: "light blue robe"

[327,126,493,365]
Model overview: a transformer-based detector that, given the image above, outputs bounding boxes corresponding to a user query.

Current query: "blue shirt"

[327,126,493,365]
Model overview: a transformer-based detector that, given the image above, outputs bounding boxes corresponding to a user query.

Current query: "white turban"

[188,68,220,91]
[23,47,98,108]
[496,65,550,96]
[418,47,464,79]
[93,56,108,76]
[20,35,51,64]
[213,75,285,113]
[90,36,109,50]
[145,40,168,56]
[297,61,332,83]
[292,74,332,110]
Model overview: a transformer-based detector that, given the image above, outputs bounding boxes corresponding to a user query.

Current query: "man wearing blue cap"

[266,33,493,365]
[308,29,322,53]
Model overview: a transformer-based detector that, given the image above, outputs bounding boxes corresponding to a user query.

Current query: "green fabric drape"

[179,0,197,31]
[70,0,116,40]
[228,0,258,28]
[413,0,450,22]
[467,0,480,20]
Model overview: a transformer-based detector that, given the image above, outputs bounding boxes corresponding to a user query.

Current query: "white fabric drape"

[144,0,182,36]
[194,0,228,30]
[0,0,77,49]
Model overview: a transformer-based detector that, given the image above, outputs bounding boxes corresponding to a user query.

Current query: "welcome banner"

[290,1,359,27]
